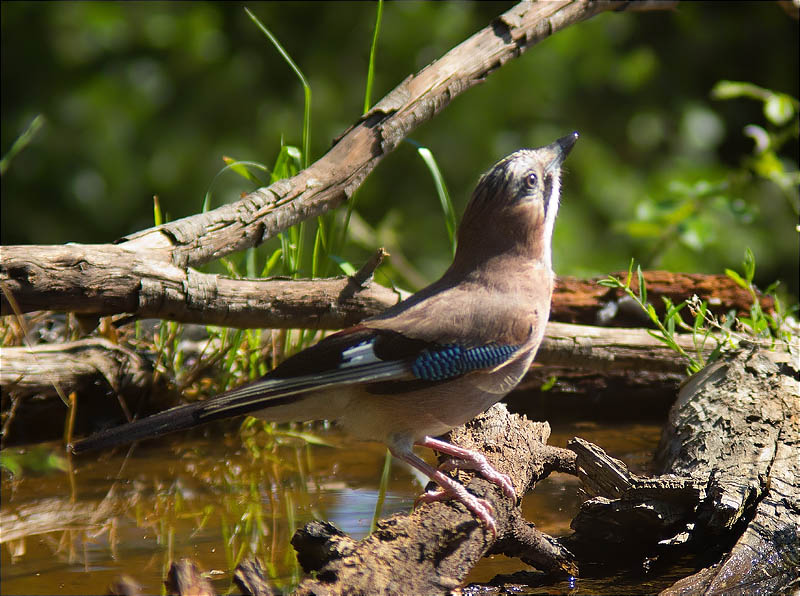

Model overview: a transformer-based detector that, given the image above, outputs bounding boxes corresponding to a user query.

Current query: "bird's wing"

[70,324,525,454]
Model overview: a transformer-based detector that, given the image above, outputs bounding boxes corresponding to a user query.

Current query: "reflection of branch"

[1,0,676,323]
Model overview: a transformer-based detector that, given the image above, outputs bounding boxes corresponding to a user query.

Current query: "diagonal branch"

[0,1,675,321]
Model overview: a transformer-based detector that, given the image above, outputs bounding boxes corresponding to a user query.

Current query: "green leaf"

[329,255,357,276]
[647,328,674,347]
[598,277,623,288]
[725,268,748,290]
[540,376,558,391]
[693,301,708,334]
[637,266,647,304]
[646,303,658,321]
[625,259,635,289]
[271,145,302,182]
[274,428,334,447]
[222,156,267,185]
[743,247,756,283]
[664,298,686,321]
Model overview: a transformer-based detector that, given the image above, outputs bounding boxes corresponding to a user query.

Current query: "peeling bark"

[285,404,576,595]
[563,347,800,595]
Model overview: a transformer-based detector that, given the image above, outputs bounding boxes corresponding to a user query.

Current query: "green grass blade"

[363,0,384,113]
[411,143,457,256]
[0,114,44,175]
[329,255,357,276]
[244,8,311,167]
[370,448,393,534]
[153,195,163,226]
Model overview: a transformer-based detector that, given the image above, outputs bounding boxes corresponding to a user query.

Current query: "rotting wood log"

[657,346,800,595]
[283,403,576,596]
[0,338,158,445]
[165,559,215,596]
[561,346,800,595]
[233,558,276,596]
[0,338,151,398]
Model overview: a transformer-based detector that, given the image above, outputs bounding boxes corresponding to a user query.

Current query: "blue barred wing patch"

[411,344,519,381]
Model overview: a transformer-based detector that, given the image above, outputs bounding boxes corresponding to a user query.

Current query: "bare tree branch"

[1,0,676,322]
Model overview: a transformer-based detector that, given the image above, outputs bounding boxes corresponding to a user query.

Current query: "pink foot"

[415,487,497,535]
[419,436,516,500]
[390,436,518,537]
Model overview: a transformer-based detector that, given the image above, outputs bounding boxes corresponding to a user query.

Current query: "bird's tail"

[70,360,407,455]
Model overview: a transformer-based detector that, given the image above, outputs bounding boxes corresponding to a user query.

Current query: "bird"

[71,132,579,535]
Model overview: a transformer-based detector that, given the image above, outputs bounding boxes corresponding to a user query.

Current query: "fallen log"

[0,322,708,443]
[562,346,800,594]
[284,404,576,595]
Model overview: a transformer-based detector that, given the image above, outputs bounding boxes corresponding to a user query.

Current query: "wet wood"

[165,559,215,596]
[233,558,276,596]
[288,403,576,595]
[107,575,143,596]
[657,347,800,595]
[565,438,703,560]
[563,347,800,594]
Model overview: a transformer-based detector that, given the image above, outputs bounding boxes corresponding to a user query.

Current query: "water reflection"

[1,420,663,594]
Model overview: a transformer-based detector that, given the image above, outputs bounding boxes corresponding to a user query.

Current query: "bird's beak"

[544,131,579,173]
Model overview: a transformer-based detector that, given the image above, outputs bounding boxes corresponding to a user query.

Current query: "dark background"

[2,2,798,299]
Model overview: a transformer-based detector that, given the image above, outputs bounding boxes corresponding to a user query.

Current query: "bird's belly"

[338,355,533,444]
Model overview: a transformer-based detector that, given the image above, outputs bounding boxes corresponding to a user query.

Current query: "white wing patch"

[341,340,382,368]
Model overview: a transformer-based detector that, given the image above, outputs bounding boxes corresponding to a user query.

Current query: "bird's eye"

[525,173,538,188]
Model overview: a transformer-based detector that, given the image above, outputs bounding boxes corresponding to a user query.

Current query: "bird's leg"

[417,436,516,499]
[389,446,498,536]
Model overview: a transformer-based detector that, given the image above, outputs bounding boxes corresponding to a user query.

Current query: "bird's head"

[452,132,578,274]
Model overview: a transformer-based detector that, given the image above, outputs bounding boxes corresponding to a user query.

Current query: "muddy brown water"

[1,421,691,594]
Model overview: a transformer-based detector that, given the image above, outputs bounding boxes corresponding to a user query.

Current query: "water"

[1,421,672,594]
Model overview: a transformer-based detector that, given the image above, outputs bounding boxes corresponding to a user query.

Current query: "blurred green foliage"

[2,1,798,299]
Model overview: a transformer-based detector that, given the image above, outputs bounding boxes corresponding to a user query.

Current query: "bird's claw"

[415,488,497,536]
[438,457,516,500]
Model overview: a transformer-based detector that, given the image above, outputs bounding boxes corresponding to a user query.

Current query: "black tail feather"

[70,359,409,454]
[69,400,210,454]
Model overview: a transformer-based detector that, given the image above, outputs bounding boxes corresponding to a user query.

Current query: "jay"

[71,132,578,534]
